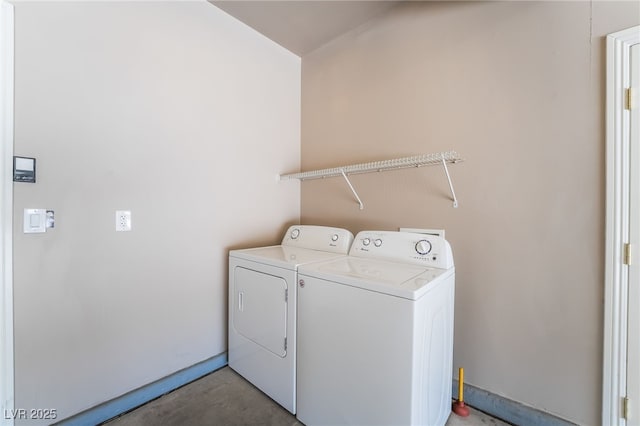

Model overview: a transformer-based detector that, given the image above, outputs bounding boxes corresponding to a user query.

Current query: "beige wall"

[13,2,300,423]
[301,2,639,425]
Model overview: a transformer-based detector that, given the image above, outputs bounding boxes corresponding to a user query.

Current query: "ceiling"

[210,1,401,56]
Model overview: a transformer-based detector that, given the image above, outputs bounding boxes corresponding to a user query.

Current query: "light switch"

[23,209,46,233]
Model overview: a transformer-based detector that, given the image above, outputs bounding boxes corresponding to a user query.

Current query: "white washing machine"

[228,225,354,414]
[296,230,455,426]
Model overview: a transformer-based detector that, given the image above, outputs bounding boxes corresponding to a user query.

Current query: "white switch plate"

[24,209,46,233]
[115,210,131,231]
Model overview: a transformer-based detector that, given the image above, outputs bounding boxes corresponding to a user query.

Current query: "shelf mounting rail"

[279,150,463,209]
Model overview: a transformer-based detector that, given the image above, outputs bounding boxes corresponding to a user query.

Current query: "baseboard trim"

[452,381,577,426]
[54,357,576,426]
[56,352,228,426]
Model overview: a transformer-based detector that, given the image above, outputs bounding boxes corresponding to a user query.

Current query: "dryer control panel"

[350,230,454,269]
[282,225,354,254]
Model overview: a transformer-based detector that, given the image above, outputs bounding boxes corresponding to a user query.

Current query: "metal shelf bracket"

[340,169,364,210]
[441,157,459,208]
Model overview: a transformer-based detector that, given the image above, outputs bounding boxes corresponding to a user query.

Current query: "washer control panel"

[350,230,454,269]
[282,225,354,254]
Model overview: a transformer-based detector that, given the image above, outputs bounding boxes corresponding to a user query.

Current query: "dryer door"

[233,266,288,357]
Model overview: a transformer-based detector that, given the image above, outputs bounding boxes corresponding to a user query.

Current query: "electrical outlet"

[115,210,131,231]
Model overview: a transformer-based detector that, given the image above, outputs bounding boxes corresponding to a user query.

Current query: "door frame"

[0,1,13,425]
[604,25,640,426]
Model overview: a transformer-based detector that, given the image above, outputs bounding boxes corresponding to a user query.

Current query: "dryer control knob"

[374,239,382,247]
[331,234,339,242]
[362,238,371,246]
[290,228,300,239]
[415,240,432,255]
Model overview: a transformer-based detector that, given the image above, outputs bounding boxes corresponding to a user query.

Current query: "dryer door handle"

[238,292,244,312]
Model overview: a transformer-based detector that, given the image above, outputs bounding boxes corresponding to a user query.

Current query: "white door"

[627,42,640,424]
[232,267,288,357]
[0,2,14,425]
[604,26,640,425]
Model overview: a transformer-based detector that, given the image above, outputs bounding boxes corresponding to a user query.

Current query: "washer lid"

[230,245,348,270]
[298,257,452,300]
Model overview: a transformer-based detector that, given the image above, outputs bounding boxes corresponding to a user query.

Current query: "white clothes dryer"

[296,230,455,426]
[228,225,354,414]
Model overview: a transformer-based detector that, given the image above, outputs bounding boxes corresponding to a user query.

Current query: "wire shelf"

[279,150,463,209]
[279,151,462,181]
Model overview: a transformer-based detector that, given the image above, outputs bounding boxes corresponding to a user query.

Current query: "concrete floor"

[104,367,510,426]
